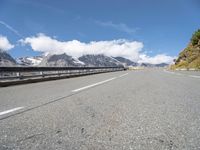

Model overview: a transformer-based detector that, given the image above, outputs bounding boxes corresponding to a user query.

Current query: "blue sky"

[0,0,200,63]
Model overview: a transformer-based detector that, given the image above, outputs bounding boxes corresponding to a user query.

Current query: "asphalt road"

[0,69,200,150]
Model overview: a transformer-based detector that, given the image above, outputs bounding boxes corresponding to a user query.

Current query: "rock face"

[39,53,84,67]
[17,56,43,66]
[113,57,138,66]
[79,54,123,67]
[173,29,200,69]
[0,50,16,66]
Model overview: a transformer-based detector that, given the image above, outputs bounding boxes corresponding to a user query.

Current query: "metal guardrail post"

[40,71,44,77]
[16,72,20,77]
[16,72,23,80]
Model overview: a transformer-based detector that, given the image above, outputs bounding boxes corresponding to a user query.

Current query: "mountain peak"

[0,50,16,66]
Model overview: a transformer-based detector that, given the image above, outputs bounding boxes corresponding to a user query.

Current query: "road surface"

[0,69,200,150]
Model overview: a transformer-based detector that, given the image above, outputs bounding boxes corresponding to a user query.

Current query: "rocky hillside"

[0,50,16,66]
[172,29,200,69]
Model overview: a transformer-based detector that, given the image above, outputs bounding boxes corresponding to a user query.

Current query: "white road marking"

[189,75,200,78]
[72,77,117,92]
[164,70,175,74]
[119,73,129,78]
[164,70,200,79]
[0,107,24,116]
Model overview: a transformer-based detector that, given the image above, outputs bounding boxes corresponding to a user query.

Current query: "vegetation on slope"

[171,29,200,70]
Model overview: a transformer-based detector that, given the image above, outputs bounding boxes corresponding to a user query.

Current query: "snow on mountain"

[73,57,85,65]
[1,51,169,68]
[39,53,83,67]
[78,54,123,67]
[38,53,124,67]
[17,56,43,66]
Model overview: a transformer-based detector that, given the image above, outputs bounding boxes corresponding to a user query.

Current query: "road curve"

[0,69,200,149]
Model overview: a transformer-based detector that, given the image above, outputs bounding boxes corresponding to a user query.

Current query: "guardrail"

[0,66,125,86]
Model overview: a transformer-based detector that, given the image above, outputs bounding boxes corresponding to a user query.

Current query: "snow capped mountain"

[39,53,84,67]
[39,54,123,67]
[79,54,123,67]
[0,50,16,66]
[0,51,170,68]
[0,50,170,68]
[17,56,43,66]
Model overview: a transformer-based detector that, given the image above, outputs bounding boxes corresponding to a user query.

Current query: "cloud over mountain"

[0,35,14,51]
[20,33,143,61]
[20,33,175,64]
[138,54,176,64]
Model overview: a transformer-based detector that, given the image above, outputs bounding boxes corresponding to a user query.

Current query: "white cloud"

[138,54,176,64]
[20,33,175,64]
[0,21,22,37]
[0,35,14,51]
[96,21,137,34]
[20,33,143,61]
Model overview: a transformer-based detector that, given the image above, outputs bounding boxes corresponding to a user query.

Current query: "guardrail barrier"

[0,66,126,86]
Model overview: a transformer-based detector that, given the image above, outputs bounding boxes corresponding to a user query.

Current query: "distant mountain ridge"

[113,57,138,66]
[16,54,133,67]
[0,50,170,68]
[139,63,168,67]
[79,54,123,67]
